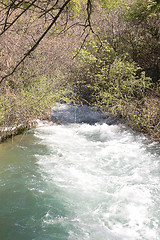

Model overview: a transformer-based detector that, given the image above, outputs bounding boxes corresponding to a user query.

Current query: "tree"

[1,0,159,84]
[0,0,95,84]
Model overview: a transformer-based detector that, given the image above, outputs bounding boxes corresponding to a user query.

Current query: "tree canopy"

[1,0,159,83]
[0,0,97,83]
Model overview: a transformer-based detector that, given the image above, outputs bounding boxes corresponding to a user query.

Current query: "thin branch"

[59,21,85,34]
[86,0,102,45]
[72,0,102,59]
[73,33,89,59]
[0,0,38,36]
[55,6,69,35]
[38,0,59,18]
[3,0,17,31]
[0,0,71,84]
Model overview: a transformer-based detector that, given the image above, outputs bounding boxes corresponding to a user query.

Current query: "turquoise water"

[0,106,160,240]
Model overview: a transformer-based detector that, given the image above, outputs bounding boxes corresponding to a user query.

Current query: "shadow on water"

[51,103,120,125]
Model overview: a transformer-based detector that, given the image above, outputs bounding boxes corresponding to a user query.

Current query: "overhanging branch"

[0,0,71,84]
[0,0,38,36]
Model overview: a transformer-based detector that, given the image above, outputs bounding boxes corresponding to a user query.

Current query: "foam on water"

[0,104,159,240]
[33,106,160,240]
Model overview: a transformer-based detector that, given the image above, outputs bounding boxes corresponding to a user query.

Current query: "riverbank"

[0,120,38,143]
[0,101,160,144]
[1,107,160,240]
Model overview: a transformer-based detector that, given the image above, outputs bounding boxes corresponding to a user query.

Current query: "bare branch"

[0,0,38,36]
[73,33,89,59]
[3,0,17,31]
[86,0,102,45]
[38,0,59,18]
[0,0,71,84]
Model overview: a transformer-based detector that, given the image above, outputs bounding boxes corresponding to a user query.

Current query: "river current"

[0,104,160,240]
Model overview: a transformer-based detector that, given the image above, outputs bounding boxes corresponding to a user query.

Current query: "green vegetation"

[0,0,160,140]
[70,40,159,138]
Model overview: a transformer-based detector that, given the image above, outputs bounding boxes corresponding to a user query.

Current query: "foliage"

[0,0,159,140]
[0,73,73,129]
[70,36,160,139]
[123,0,158,21]
[119,0,160,82]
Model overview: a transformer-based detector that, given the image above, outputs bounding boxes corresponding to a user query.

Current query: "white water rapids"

[34,104,160,240]
[0,104,159,240]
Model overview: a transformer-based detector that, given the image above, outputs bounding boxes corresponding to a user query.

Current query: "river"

[0,104,160,240]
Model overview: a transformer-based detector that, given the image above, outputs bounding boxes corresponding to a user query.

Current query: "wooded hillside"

[0,0,160,140]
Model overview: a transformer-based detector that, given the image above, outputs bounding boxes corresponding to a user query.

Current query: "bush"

[70,39,160,139]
